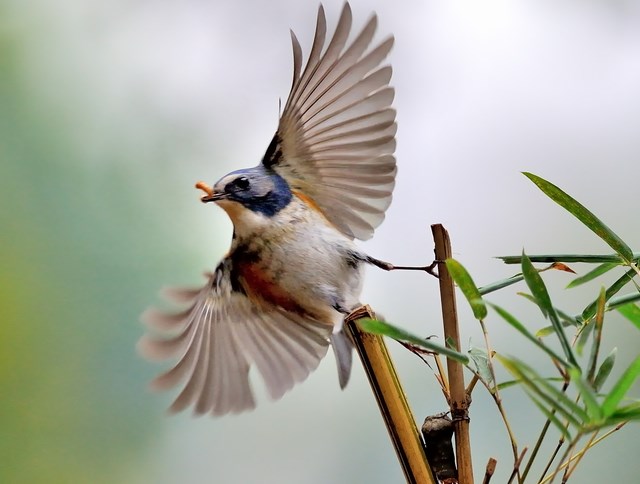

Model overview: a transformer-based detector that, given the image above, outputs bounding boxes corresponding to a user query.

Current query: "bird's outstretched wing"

[138,260,331,416]
[262,3,397,240]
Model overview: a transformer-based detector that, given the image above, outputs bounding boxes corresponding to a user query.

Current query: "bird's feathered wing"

[138,260,331,416]
[262,3,397,240]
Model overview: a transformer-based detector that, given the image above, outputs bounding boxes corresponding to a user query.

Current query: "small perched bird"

[139,3,400,416]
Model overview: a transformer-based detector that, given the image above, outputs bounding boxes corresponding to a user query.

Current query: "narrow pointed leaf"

[520,293,579,328]
[358,319,469,364]
[536,325,562,338]
[581,268,636,322]
[446,259,487,319]
[575,320,595,357]
[517,292,583,328]
[497,355,586,426]
[535,374,589,424]
[601,355,640,417]
[594,348,617,392]
[607,402,640,422]
[497,377,564,391]
[469,346,494,388]
[521,252,552,318]
[479,274,524,295]
[521,252,577,366]
[489,303,570,367]
[617,303,640,330]
[527,392,573,439]
[587,287,606,383]
[510,357,588,421]
[480,263,577,296]
[567,262,619,289]
[523,172,633,263]
[558,309,581,326]
[499,254,632,265]
[569,368,603,421]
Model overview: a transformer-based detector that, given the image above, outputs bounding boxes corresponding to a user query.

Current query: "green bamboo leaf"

[600,413,640,426]
[445,259,487,320]
[617,303,640,331]
[601,355,640,417]
[593,348,617,392]
[569,368,603,421]
[535,325,557,338]
[607,293,640,311]
[575,320,595,357]
[478,274,524,296]
[523,172,634,263]
[489,303,570,367]
[587,287,606,383]
[468,346,494,389]
[521,252,577,366]
[534,373,589,425]
[521,293,579,330]
[521,254,552,319]
[480,261,581,296]
[536,315,581,337]
[358,319,469,364]
[497,355,586,426]
[527,392,573,439]
[498,254,633,265]
[497,377,564,391]
[508,358,588,422]
[534,325,553,337]
[581,268,636,322]
[567,262,619,289]
[606,401,640,423]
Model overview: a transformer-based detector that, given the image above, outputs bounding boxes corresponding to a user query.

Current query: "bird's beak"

[195,181,225,203]
[200,192,225,203]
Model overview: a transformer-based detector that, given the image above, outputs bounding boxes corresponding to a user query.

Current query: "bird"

[138,2,401,416]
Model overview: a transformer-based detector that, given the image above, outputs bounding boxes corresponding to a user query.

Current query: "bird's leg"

[366,255,439,278]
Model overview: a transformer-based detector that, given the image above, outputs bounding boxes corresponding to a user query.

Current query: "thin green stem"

[506,448,528,484]
[470,318,522,482]
[521,381,570,481]
[542,433,582,484]
[538,423,626,484]
[563,431,598,481]
[479,319,520,472]
[538,438,566,484]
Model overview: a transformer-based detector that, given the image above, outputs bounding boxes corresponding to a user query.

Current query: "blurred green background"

[2,0,639,483]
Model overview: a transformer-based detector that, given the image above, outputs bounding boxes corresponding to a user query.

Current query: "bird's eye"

[233,176,250,190]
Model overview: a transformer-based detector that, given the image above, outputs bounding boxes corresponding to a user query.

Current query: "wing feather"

[138,261,331,416]
[263,4,396,240]
[284,5,328,112]
[305,107,395,139]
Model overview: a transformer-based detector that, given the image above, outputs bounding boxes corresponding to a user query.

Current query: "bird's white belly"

[233,199,365,327]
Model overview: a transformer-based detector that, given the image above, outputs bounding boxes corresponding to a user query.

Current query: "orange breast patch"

[292,190,338,229]
[236,261,304,314]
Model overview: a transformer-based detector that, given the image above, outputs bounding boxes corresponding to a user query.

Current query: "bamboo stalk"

[347,306,436,484]
[432,224,474,484]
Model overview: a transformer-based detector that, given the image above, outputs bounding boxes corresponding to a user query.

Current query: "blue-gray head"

[199,165,292,218]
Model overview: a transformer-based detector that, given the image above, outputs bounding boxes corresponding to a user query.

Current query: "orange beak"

[195,181,224,203]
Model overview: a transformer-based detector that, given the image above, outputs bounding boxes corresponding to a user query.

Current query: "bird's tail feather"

[330,330,353,389]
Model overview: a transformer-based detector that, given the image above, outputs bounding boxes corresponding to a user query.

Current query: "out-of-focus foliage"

[0,4,165,482]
